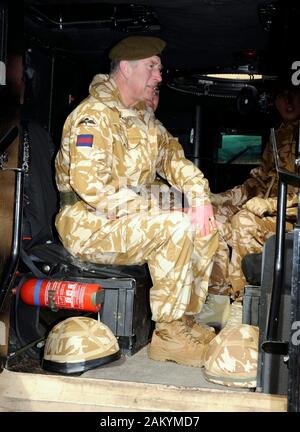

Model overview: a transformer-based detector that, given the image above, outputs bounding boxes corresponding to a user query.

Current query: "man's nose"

[153,69,162,82]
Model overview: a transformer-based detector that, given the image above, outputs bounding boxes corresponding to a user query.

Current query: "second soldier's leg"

[229,209,276,299]
[185,230,219,314]
[209,223,231,295]
[196,203,236,328]
[208,201,240,295]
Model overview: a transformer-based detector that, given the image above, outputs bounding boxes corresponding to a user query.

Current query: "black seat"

[21,120,150,279]
[241,252,263,287]
[26,241,150,280]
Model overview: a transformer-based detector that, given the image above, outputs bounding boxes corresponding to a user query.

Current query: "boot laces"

[177,320,202,346]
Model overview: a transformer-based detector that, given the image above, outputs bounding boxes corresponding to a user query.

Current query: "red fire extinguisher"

[19,278,104,312]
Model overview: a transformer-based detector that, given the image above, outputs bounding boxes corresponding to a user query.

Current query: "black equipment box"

[60,274,153,356]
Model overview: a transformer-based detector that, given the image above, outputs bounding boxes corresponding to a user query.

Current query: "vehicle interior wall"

[22,0,300,183]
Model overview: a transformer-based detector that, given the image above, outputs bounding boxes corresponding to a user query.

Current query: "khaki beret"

[109,36,166,61]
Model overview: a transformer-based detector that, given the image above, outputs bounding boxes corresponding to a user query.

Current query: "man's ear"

[119,60,132,79]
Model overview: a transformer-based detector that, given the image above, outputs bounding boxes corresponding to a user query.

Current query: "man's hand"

[244,197,271,217]
[187,204,217,237]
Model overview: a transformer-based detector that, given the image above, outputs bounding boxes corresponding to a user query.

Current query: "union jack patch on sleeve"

[76,134,94,147]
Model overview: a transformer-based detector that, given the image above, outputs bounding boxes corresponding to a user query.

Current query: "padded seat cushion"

[241,253,262,286]
[28,241,151,279]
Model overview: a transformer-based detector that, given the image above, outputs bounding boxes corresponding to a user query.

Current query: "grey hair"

[110,59,139,76]
[110,60,121,75]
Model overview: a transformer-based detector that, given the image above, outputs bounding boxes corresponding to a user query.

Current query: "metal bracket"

[0,167,24,173]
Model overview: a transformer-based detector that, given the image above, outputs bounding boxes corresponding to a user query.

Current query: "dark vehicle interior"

[0,0,300,411]
[21,0,300,190]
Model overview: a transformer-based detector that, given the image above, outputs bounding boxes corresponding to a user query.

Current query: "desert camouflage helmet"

[42,316,120,375]
[203,324,259,388]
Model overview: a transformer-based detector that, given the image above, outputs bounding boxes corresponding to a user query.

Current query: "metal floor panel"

[82,344,249,393]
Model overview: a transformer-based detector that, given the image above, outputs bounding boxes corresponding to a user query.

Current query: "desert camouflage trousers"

[209,198,244,296]
[65,209,218,322]
[210,207,293,299]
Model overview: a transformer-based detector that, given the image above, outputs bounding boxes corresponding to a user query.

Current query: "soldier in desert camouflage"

[209,85,300,301]
[55,36,218,368]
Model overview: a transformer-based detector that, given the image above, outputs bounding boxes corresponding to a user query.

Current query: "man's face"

[275,90,300,122]
[126,55,162,104]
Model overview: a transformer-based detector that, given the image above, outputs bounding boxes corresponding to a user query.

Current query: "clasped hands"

[243,197,274,217]
[244,196,297,218]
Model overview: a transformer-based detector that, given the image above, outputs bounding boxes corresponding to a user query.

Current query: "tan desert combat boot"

[148,320,208,367]
[182,315,216,343]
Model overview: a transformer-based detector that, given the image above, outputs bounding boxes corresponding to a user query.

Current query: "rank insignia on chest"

[76,134,94,147]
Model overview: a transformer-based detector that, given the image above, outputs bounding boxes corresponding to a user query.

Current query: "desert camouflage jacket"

[55,74,211,222]
[244,121,299,199]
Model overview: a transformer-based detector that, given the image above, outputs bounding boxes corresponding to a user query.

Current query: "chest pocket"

[126,124,144,149]
[116,117,158,180]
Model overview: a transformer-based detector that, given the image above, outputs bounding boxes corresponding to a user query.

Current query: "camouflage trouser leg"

[79,210,218,323]
[228,209,277,298]
[209,202,241,295]
[209,223,231,295]
[185,231,219,314]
